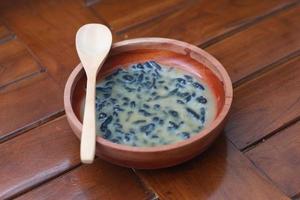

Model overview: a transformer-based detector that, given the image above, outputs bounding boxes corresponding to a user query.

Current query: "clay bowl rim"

[64,37,233,153]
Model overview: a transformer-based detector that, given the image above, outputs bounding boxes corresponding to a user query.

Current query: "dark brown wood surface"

[225,56,300,150]
[0,73,63,141]
[16,159,155,200]
[207,5,300,83]
[0,0,105,86]
[91,0,185,32]
[0,0,299,199]
[117,0,299,45]
[246,121,300,197]
[137,136,289,200]
[0,117,79,199]
[0,39,42,87]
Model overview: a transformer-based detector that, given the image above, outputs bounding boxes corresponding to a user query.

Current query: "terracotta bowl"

[64,38,233,169]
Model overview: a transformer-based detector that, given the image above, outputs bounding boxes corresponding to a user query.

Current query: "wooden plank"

[207,5,300,83]
[0,72,63,139]
[0,116,153,200]
[135,136,289,200]
[0,39,42,87]
[118,0,298,45]
[0,117,79,199]
[225,56,300,149]
[246,121,300,197]
[91,0,185,31]
[16,160,154,200]
[0,0,105,86]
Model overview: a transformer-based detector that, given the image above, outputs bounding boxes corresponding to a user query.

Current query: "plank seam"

[88,6,112,29]
[19,35,47,73]
[9,163,82,200]
[226,138,292,198]
[0,33,15,45]
[234,49,300,88]
[244,151,292,198]
[12,157,159,200]
[132,170,163,200]
[84,0,101,7]
[0,36,46,89]
[131,168,160,200]
[115,1,190,34]
[223,50,300,151]
[199,1,300,48]
[0,109,65,144]
[0,19,15,44]
[0,70,42,90]
[242,116,300,153]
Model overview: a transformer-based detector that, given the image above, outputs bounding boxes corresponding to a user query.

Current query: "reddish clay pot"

[64,38,233,169]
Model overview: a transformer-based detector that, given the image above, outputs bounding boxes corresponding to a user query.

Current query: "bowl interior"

[72,48,226,130]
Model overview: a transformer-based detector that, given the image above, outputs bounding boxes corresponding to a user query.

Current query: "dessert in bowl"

[64,38,233,169]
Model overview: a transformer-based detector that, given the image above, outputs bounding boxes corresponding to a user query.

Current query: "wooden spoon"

[76,24,112,164]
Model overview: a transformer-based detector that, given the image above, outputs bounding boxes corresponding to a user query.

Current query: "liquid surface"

[83,61,217,147]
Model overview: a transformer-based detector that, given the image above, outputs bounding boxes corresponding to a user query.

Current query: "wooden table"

[1,0,300,199]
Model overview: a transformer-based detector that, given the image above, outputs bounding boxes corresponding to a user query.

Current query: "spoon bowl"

[76,24,112,164]
[76,24,112,73]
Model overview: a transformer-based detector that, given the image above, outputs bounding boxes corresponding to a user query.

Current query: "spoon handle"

[81,74,96,163]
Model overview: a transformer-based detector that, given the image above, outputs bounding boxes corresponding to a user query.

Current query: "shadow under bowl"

[64,37,233,169]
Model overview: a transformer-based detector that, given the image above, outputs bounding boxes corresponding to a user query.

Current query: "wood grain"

[207,5,300,83]
[17,160,155,200]
[0,0,105,86]
[136,136,289,200]
[0,73,63,140]
[0,116,154,200]
[246,121,300,197]
[0,39,42,87]
[0,0,299,198]
[118,0,298,46]
[225,56,300,149]
[91,0,185,31]
[0,117,80,199]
